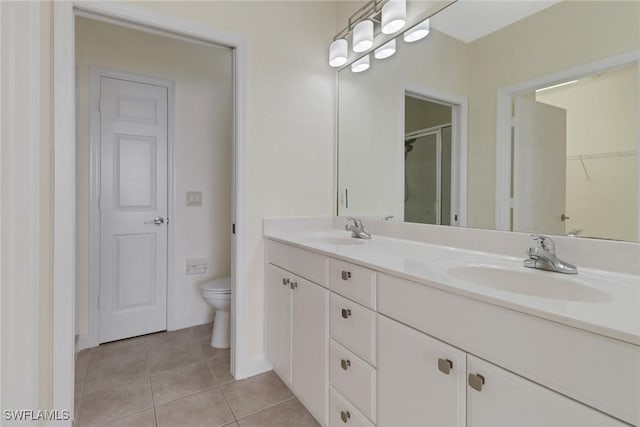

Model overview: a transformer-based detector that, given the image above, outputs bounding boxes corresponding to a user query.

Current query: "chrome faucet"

[524,234,577,274]
[345,217,372,239]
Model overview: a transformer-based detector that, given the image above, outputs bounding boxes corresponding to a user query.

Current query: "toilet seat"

[201,277,231,294]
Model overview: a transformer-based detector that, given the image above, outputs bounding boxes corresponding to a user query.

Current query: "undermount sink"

[430,258,612,303]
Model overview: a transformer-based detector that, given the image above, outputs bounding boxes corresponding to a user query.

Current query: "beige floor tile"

[144,329,195,353]
[221,371,293,419]
[190,322,213,341]
[76,379,153,427]
[223,423,239,427]
[83,353,148,395]
[89,339,147,371]
[238,399,319,427]
[94,408,156,427]
[155,388,234,427]
[207,353,234,384]
[200,339,229,360]
[151,361,216,405]
[76,349,93,375]
[147,340,205,375]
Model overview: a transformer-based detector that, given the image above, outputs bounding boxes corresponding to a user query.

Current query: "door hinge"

[232,223,236,234]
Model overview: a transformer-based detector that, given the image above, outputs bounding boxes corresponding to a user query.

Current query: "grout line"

[153,384,221,408]
[233,395,297,422]
[219,386,238,421]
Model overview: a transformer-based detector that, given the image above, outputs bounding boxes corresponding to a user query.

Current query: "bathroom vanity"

[264,219,639,427]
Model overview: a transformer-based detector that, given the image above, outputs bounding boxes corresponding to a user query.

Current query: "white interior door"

[513,97,567,235]
[99,76,168,343]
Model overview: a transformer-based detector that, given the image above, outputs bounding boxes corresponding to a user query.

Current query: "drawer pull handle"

[282,278,290,286]
[290,281,298,290]
[341,271,352,280]
[340,359,351,370]
[340,410,351,423]
[438,358,453,375]
[341,308,351,319]
[468,373,485,392]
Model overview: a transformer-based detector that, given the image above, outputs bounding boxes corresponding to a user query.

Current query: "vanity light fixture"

[353,20,374,52]
[404,18,430,43]
[374,39,396,59]
[381,0,406,34]
[351,55,371,73]
[329,39,348,67]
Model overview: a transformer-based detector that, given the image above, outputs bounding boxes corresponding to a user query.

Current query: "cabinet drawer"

[378,273,640,425]
[330,293,376,366]
[329,386,374,427]
[267,240,327,286]
[329,339,376,423]
[329,258,376,309]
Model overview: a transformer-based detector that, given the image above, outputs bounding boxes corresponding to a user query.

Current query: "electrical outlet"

[186,258,207,275]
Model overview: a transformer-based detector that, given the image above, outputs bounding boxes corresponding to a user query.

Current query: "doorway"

[78,16,234,348]
[403,93,459,225]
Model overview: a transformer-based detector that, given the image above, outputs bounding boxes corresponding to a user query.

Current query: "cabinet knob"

[341,270,352,280]
[290,281,298,290]
[340,359,351,370]
[341,308,351,319]
[340,410,351,423]
[468,373,485,392]
[438,358,453,375]
[282,278,290,286]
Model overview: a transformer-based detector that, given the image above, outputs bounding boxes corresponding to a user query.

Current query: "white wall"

[75,17,234,339]
[123,1,338,362]
[536,64,638,241]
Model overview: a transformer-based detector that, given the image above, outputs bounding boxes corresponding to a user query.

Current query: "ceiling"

[430,0,562,43]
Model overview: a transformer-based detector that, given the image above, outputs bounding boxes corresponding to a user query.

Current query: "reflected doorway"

[404,95,452,225]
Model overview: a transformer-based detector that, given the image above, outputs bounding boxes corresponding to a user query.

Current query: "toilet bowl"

[200,277,231,349]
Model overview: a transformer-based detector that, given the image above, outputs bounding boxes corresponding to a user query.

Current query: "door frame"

[87,68,175,347]
[53,2,249,421]
[495,50,640,234]
[401,85,468,226]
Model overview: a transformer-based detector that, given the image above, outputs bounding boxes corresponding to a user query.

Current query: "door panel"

[99,76,168,343]
[513,97,567,235]
[467,355,626,427]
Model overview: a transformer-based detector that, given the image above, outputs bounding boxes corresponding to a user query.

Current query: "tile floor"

[74,323,320,427]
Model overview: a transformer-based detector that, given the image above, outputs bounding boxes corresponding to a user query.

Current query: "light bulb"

[329,39,348,67]
[404,19,430,43]
[351,55,370,73]
[382,0,406,34]
[374,39,396,59]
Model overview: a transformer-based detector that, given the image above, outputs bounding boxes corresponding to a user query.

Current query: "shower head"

[405,138,416,154]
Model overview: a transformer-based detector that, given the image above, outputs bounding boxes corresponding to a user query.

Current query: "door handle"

[144,216,165,226]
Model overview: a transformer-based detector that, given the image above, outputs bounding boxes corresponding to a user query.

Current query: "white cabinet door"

[467,355,626,427]
[292,276,329,425]
[265,265,292,384]
[377,314,466,427]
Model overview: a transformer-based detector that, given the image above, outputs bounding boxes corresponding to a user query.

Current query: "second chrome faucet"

[345,217,372,239]
[524,234,577,274]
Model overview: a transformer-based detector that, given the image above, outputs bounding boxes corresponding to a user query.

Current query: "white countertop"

[265,228,640,346]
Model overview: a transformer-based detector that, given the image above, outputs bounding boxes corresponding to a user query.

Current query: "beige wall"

[75,17,234,340]
[122,1,338,362]
[405,96,452,133]
[537,64,638,241]
[466,0,640,229]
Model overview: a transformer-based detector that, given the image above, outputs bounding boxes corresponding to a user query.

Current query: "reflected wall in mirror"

[337,0,639,241]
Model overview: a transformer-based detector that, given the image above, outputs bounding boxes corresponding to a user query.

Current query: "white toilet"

[200,277,231,348]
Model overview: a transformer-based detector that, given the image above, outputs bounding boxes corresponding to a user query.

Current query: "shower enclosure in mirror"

[337,0,639,241]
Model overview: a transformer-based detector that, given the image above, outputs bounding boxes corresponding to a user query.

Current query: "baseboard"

[234,353,273,380]
[169,311,215,331]
[75,334,97,352]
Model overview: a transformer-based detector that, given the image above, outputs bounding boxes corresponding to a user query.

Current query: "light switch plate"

[186,191,202,206]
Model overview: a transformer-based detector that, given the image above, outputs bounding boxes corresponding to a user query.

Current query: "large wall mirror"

[337,0,640,242]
